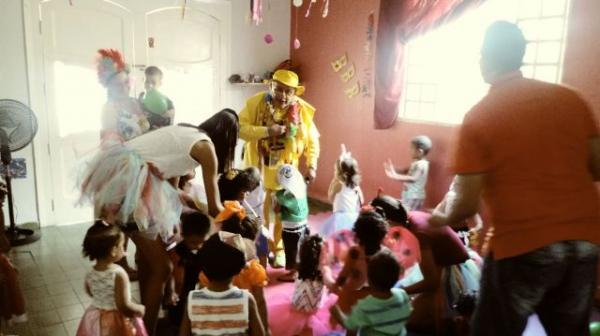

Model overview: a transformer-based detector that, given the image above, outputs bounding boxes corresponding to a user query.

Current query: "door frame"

[23,0,231,226]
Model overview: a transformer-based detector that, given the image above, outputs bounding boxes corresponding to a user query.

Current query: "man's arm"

[304,123,320,182]
[239,99,269,141]
[430,174,484,228]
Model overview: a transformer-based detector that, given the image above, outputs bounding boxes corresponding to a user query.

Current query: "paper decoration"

[322,0,330,18]
[345,82,360,99]
[361,12,375,97]
[331,53,348,72]
[0,158,27,178]
[305,0,316,18]
[293,0,303,7]
[364,12,375,56]
[181,0,187,19]
[340,64,356,82]
[251,0,263,25]
[293,4,301,49]
[264,33,274,44]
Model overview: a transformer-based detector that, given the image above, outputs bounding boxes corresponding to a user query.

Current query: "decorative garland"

[258,94,303,166]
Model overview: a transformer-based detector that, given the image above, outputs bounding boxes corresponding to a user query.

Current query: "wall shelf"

[229,82,267,87]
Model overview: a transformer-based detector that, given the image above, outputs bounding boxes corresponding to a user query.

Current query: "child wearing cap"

[384,135,432,211]
[274,164,309,282]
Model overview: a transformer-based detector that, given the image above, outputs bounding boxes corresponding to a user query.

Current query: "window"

[401,0,571,124]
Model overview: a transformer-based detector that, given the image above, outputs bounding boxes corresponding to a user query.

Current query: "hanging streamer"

[322,0,329,18]
[305,0,316,18]
[251,0,263,25]
[181,0,187,20]
[293,4,301,49]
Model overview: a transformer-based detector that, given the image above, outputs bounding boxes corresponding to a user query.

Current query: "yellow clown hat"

[272,69,305,96]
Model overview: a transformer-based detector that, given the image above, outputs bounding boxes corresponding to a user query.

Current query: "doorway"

[26,0,230,226]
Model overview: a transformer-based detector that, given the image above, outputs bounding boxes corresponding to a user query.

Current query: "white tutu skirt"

[319,212,359,238]
[79,144,182,240]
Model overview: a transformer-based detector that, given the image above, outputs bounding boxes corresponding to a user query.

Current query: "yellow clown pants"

[263,189,284,255]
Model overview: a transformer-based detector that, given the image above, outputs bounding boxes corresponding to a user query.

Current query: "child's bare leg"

[130,232,173,335]
[259,255,268,269]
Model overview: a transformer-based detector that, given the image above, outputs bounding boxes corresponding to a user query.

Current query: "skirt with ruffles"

[268,291,342,336]
[319,212,359,238]
[76,306,148,336]
[78,144,182,240]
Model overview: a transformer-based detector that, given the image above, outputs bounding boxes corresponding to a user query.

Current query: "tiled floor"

[1,203,331,336]
[2,224,140,336]
[3,218,597,336]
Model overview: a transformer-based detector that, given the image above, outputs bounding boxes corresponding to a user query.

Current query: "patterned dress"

[77,265,147,336]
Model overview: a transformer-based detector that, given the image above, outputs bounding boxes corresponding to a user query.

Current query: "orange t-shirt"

[452,72,600,259]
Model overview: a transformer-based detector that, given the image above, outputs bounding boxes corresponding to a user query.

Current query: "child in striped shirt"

[179,232,265,336]
[330,250,412,336]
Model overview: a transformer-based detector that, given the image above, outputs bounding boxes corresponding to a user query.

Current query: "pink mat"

[263,212,336,335]
[264,212,331,291]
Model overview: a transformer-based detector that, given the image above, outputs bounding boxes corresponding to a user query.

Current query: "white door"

[40,0,135,226]
[143,6,223,126]
[32,0,229,226]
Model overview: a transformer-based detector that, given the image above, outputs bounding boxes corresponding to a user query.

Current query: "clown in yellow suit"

[239,70,320,269]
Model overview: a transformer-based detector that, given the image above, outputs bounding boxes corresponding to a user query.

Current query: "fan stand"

[1,136,40,247]
[3,173,40,246]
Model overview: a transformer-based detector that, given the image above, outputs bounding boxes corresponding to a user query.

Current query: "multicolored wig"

[96,48,129,87]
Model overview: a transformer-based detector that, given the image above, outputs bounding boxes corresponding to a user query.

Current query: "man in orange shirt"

[430,21,600,335]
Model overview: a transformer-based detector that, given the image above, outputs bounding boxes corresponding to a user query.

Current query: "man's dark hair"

[144,66,163,78]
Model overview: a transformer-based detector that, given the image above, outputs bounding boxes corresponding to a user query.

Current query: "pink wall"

[562,0,600,119]
[292,0,600,205]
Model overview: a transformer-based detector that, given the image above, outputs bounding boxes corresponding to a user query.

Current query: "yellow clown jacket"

[239,91,320,190]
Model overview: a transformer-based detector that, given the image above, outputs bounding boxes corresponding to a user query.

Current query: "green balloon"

[143,88,168,115]
[590,322,600,336]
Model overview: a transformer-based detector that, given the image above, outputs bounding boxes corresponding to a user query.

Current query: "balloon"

[264,33,274,44]
[293,0,303,7]
[590,322,600,336]
[384,226,421,271]
[293,38,301,49]
[142,88,168,115]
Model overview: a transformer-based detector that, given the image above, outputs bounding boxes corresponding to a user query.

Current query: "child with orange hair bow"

[200,201,270,335]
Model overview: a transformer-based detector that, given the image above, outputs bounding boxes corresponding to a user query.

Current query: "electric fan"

[0,99,40,246]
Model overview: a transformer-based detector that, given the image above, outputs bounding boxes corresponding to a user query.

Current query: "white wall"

[227,0,291,111]
[0,0,40,226]
[1,0,290,226]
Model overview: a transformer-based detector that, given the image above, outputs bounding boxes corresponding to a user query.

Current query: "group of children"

[74,132,448,336]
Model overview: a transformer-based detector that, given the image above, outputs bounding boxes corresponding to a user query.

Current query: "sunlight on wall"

[160,62,215,126]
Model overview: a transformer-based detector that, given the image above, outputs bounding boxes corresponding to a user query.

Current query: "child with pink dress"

[268,235,341,336]
[77,221,147,336]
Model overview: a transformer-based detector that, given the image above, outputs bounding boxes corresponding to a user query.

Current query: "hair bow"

[339,144,352,162]
[225,169,240,180]
[215,200,246,223]
[360,204,375,214]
